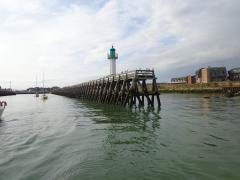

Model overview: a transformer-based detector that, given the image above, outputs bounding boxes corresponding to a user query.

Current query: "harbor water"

[0,94,240,180]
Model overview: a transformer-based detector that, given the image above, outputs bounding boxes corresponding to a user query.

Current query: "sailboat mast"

[41,72,48,100]
[35,75,37,96]
[36,75,38,88]
[43,72,45,95]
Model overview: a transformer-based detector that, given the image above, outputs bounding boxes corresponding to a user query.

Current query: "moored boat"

[35,75,39,98]
[41,72,48,100]
[42,94,48,100]
[0,101,7,119]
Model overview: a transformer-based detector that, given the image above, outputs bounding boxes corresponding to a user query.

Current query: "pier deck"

[53,69,161,108]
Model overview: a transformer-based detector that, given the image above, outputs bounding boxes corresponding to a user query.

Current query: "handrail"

[62,69,155,89]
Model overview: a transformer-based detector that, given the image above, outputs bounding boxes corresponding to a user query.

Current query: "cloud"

[0,0,239,89]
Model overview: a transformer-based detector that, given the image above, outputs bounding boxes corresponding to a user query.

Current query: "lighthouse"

[107,45,118,75]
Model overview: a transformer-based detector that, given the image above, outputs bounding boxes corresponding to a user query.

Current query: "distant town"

[0,86,60,96]
[154,66,240,96]
[170,66,240,84]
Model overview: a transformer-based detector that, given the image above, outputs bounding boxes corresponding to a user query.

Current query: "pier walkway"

[53,69,161,108]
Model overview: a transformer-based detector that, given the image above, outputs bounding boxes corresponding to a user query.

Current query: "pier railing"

[53,69,161,108]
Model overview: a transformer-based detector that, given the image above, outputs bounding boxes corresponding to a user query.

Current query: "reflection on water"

[0,94,240,180]
[200,96,211,114]
[73,100,162,160]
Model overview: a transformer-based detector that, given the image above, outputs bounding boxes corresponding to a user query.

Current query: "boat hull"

[0,107,4,119]
[42,94,48,100]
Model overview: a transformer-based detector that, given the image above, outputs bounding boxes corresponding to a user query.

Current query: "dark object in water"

[224,90,240,97]
[225,90,234,97]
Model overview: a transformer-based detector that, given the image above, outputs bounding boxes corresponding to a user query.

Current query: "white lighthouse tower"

[107,45,118,75]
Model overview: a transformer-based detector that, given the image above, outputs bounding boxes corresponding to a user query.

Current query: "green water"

[0,94,239,180]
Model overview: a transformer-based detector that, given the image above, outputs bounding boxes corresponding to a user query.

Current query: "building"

[187,75,196,84]
[196,67,227,83]
[209,67,227,81]
[228,67,240,81]
[171,77,187,84]
[171,75,196,84]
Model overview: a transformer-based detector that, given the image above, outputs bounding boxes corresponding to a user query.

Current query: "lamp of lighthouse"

[108,46,118,59]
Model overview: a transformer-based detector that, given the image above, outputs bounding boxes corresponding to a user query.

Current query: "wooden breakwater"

[222,86,240,97]
[158,82,240,95]
[53,70,161,108]
[0,89,16,96]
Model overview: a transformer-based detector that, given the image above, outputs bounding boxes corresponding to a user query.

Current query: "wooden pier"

[53,69,161,108]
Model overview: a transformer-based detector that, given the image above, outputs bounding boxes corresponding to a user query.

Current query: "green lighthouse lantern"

[110,45,116,59]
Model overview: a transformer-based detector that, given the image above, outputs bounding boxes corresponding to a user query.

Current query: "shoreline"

[0,90,16,96]
[157,81,240,94]
[159,89,222,93]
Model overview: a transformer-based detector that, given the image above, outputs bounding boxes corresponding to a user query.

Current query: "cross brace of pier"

[53,70,161,108]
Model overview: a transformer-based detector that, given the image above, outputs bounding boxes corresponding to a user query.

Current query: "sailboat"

[42,90,48,100]
[35,76,39,97]
[42,73,48,100]
[0,101,7,119]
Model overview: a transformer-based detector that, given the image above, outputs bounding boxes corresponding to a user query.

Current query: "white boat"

[41,72,48,100]
[35,75,39,98]
[42,94,48,100]
[0,107,4,118]
[0,101,7,119]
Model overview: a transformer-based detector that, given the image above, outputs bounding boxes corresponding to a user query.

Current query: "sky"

[0,0,240,89]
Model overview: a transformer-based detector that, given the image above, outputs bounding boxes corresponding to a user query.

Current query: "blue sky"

[0,0,240,89]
